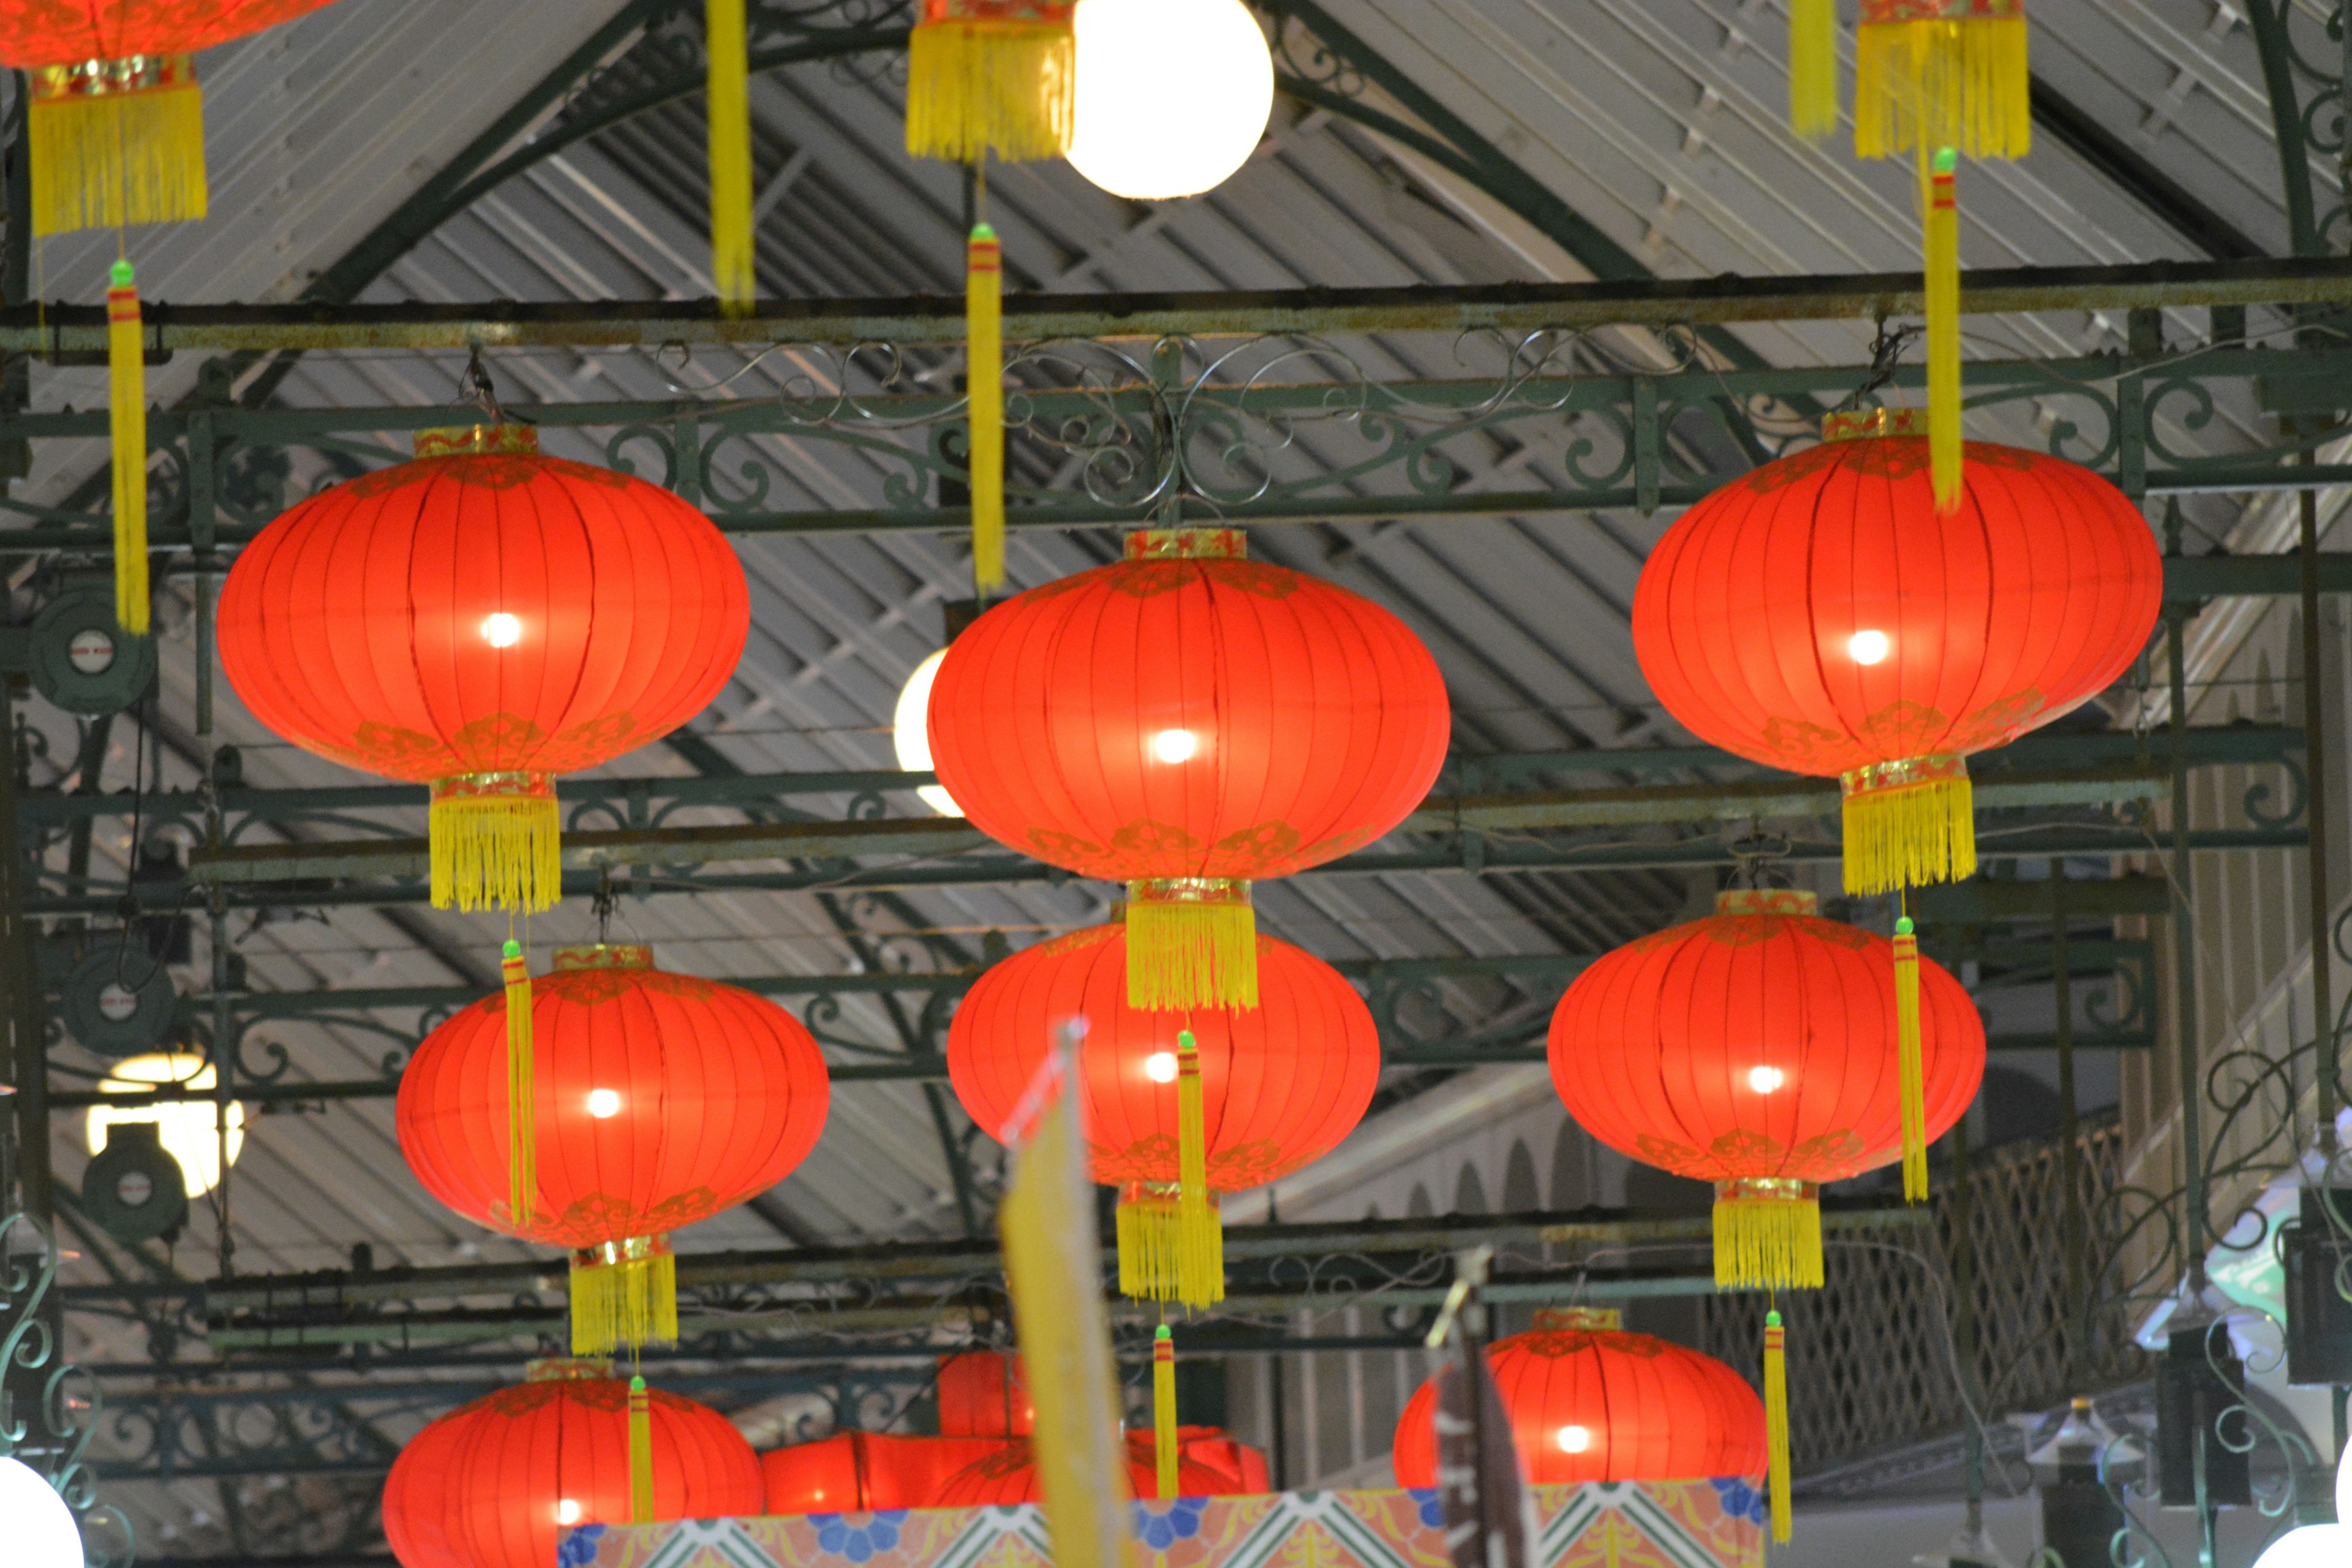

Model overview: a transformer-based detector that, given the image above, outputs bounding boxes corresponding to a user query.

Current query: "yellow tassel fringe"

[1152,1325,1179,1500]
[1763,1311,1792,1543]
[1714,1188,1825,1290]
[906,17,1076,163]
[707,0,754,315]
[967,224,1005,592]
[1173,1031,1221,1308]
[1789,0,1839,140]
[108,262,149,636]
[1116,1188,1225,1308]
[570,1241,679,1355]
[628,1375,655,1523]
[1893,916,1930,1202]
[429,790,562,913]
[502,940,536,1232]
[1925,149,1962,512]
[1126,887,1257,1012]
[1853,17,2029,162]
[1841,764,1975,895]
[30,85,208,236]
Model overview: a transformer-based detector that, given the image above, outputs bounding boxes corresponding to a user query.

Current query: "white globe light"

[2253,1525,2352,1568]
[1848,628,1891,665]
[1747,1065,1786,1094]
[1145,1051,1178,1084]
[892,650,963,818]
[87,1054,244,1197]
[1067,0,1274,200]
[2339,1439,2351,1529]
[0,1456,82,1568]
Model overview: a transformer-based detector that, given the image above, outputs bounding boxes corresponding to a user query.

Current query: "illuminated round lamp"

[87,1053,244,1197]
[892,650,962,817]
[2254,1525,2352,1568]
[0,1455,81,1568]
[1068,0,1274,200]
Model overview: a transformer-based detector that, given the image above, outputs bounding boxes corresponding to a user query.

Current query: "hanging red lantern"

[397,944,829,1355]
[927,527,1449,1011]
[1392,1308,1765,1487]
[948,923,1379,1307]
[933,1430,1264,1504]
[761,1431,1015,1515]
[219,424,748,914]
[1547,889,1983,1289]
[938,1350,1035,1437]
[1632,410,2160,895]
[382,1359,763,1568]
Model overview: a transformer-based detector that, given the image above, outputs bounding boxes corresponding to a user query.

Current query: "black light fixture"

[2030,1397,2136,1568]
[2155,1319,2253,1509]
[2283,1186,2352,1386]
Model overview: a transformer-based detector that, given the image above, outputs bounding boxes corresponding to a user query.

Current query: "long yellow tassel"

[108,261,149,635]
[570,1238,679,1355]
[502,940,535,1231]
[1763,1310,1792,1543]
[1788,0,1838,139]
[1152,1324,1179,1500]
[1174,1030,1223,1309]
[968,223,1006,591]
[1924,148,1962,512]
[1893,915,1929,1201]
[1713,1181,1825,1290]
[1126,880,1257,1011]
[905,6,1077,163]
[28,60,208,235]
[707,0,753,315]
[628,1374,655,1523]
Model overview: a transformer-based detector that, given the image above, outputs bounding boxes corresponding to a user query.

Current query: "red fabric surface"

[218,448,746,786]
[1547,908,1985,1185]
[937,1351,1035,1438]
[1631,435,2161,777]
[932,1428,1266,1504]
[926,554,1449,881]
[383,1376,762,1568]
[1390,1327,1766,1487]
[0,1,337,64]
[761,1432,1013,1515]
[947,924,1377,1190]
[396,952,829,1246]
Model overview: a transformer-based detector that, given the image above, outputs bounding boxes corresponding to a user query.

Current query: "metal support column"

[2054,870,2084,1386]
[0,673,49,1223]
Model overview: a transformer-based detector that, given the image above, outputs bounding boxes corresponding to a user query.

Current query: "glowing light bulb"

[1150,728,1198,763]
[587,1088,622,1119]
[893,649,963,817]
[1848,628,1891,665]
[1747,1065,1785,1093]
[0,1457,80,1568]
[87,1054,244,1197]
[1556,1425,1591,1453]
[556,1499,582,1526]
[1068,0,1274,200]
[1145,1052,1178,1084]
[481,612,522,648]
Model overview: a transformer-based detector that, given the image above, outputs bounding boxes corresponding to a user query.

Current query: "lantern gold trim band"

[415,423,540,458]
[1126,526,1246,561]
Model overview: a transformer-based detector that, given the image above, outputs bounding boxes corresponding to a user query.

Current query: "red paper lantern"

[1547,889,1984,1288]
[938,1351,1035,1437]
[761,1431,1014,1515]
[219,424,748,913]
[1392,1309,1766,1486]
[933,1429,1265,1504]
[382,1359,763,1568]
[397,944,829,1352]
[1632,409,2160,894]
[927,526,1449,1010]
[948,923,1378,1305]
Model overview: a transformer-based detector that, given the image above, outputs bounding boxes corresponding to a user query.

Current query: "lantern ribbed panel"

[0,2,331,60]
[946,925,1377,1189]
[1547,909,1984,1185]
[925,554,1449,881]
[396,952,829,1246]
[1631,437,2160,777]
[1390,1328,1767,1486]
[218,451,747,786]
[384,1378,763,1568]
[937,1351,1035,1436]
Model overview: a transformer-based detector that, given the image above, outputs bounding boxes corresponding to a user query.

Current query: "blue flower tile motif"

[1130,1496,1207,1550]
[556,1523,607,1567]
[1406,1487,1445,1530]
[812,1510,909,1564]
[1708,1476,1768,1526]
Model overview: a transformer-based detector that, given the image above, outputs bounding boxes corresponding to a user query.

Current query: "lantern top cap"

[415,423,540,460]
[1125,527,1246,562]
[552,943,655,973]
[526,1357,615,1382]
[1714,887,1818,918]
[1532,1306,1623,1332]
[1820,407,1928,443]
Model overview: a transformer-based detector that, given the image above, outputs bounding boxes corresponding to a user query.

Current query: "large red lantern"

[933,1430,1265,1504]
[1547,889,1984,1291]
[219,424,748,913]
[1392,1308,1765,1487]
[938,1350,1035,1436]
[397,944,829,1354]
[761,1432,1013,1515]
[927,527,1449,1011]
[382,1359,763,1568]
[1632,409,2161,895]
[949,923,1378,1306]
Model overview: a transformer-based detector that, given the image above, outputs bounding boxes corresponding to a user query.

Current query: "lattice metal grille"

[1705,1117,2143,1474]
